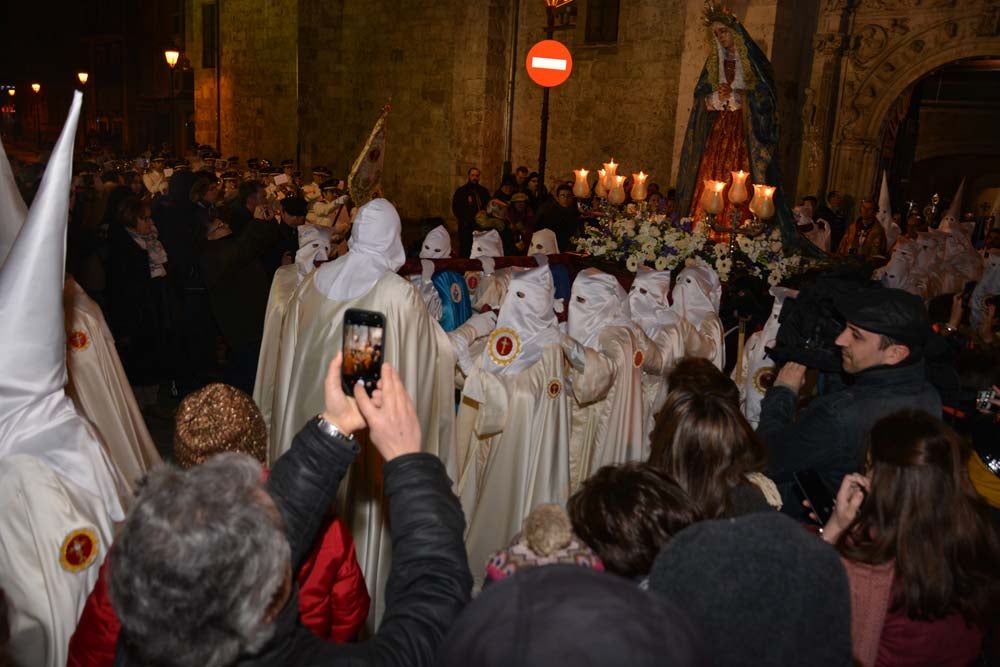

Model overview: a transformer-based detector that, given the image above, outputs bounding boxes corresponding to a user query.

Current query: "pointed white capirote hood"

[939,178,964,232]
[0,92,126,520]
[0,137,29,267]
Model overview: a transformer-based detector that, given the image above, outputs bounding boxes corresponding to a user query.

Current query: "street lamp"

[77,72,89,149]
[31,83,41,148]
[164,49,180,156]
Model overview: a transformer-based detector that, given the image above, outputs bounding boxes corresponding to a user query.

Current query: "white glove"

[559,333,587,372]
[416,278,443,321]
[466,310,498,339]
[448,330,475,377]
[420,259,436,283]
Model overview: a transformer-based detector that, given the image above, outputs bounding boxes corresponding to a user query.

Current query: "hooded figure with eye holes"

[561,268,667,489]
[409,225,473,332]
[628,266,692,442]
[448,264,572,590]
[254,223,333,432]
[669,259,725,370]
[876,238,926,299]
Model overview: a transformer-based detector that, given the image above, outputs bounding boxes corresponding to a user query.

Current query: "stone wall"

[296,0,514,222]
[187,0,298,160]
[511,0,687,197]
[796,0,1000,212]
[196,0,1000,225]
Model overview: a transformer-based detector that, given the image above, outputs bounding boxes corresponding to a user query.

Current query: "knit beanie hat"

[173,383,267,468]
[484,504,603,585]
[437,565,706,667]
[648,512,852,667]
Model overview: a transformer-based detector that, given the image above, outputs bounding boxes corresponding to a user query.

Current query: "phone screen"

[342,309,385,396]
[794,470,835,526]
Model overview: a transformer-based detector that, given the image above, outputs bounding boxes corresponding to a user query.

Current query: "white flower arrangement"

[574,205,814,285]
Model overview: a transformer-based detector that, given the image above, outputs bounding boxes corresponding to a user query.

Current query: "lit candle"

[573,168,590,199]
[701,179,725,215]
[595,168,608,198]
[603,159,618,191]
[631,171,648,201]
[729,170,749,205]
[749,184,776,220]
[608,175,626,205]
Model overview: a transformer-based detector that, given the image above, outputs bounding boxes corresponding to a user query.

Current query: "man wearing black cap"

[758,287,942,508]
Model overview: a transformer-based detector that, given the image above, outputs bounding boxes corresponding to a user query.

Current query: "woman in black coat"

[108,197,176,405]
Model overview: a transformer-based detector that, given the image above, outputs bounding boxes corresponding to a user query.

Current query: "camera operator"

[108,356,471,666]
[758,287,941,510]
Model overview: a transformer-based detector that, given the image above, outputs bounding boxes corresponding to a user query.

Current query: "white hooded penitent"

[313,198,407,301]
[295,223,333,279]
[420,224,452,259]
[568,268,634,349]
[0,92,125,518]
[479,264,562,376]
[629,265,681,337]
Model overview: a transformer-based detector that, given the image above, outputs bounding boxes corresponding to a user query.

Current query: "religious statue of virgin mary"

[676,2,804,250]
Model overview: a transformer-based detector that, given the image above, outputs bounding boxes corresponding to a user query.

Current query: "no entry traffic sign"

[526,40,573,88]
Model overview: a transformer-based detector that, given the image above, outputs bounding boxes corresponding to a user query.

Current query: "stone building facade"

[186,0,999,224]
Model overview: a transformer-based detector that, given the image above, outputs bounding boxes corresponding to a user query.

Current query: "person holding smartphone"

[108,356,472,666]
[266,198,460,630]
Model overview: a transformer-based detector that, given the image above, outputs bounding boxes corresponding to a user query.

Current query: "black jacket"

[198,219,279,350]
[115,420,471,667]
[451,181,490,256]
[253,420,471,666]
[759,359,941,507]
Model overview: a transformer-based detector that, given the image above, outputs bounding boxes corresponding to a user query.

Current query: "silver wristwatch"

[315,414,354,440]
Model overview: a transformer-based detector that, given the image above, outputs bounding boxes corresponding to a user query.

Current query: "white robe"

[733,288,796,428]
[254,264,300,436]
[268,272,456,631]
[567,326,652,489]
[64,278,160,490]
[638,321,688,442]
[0,455,116,667]
[455,344,572,589]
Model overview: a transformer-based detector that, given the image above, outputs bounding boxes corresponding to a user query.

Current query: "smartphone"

[794,469,835,526]
[341,309,385,396]
[274,173,290,186]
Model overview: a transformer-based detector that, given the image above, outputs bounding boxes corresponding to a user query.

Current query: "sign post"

[526,9,574,186]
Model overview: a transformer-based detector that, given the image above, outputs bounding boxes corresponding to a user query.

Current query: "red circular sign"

[526,40,573,88]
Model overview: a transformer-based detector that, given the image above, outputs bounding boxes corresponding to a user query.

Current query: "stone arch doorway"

[875,57,1000,217]
[796,0,1000,211]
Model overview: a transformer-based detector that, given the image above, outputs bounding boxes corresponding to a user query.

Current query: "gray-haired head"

[108,453,291,667]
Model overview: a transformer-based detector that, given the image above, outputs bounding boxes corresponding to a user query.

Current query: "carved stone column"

[794,1,855,201]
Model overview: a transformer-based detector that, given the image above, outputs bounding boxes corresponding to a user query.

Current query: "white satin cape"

[455,344,572,590]
[0,455,116,667]
[567,326,652,490]
[64,278,160,490]
[254,264,300,433]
